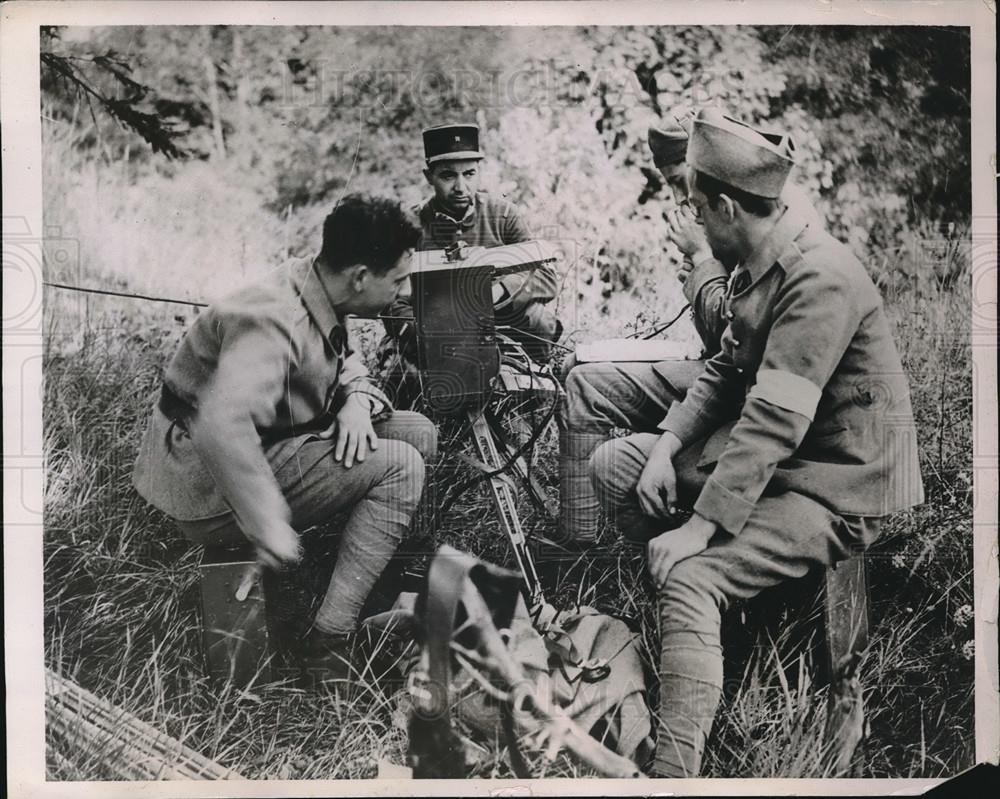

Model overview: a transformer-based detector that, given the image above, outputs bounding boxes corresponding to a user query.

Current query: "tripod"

[385,242,565,610]
[456,356,562,610]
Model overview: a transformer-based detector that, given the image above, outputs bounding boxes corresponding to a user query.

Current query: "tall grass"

[41,126,974,779]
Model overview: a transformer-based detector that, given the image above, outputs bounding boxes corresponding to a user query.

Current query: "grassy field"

[42,233,974,782]
[40,104,975,778]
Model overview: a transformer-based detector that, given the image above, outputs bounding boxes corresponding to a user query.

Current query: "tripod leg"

[485,411,556,519]
[467,409,545,609]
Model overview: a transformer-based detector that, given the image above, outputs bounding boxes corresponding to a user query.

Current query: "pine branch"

[40,49,183,158]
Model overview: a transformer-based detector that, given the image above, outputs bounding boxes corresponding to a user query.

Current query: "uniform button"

[725,310,735,320]
[732,339,741,347]
[736,367,745,374]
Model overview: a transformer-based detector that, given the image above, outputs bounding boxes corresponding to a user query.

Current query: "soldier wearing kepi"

[379,123,561,405]
[133,194,437,684]
[588,108,924,776]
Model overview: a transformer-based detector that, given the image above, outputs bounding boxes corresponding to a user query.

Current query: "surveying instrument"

[394,239,567,609]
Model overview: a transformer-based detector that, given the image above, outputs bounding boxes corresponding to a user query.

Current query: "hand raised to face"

[666,204,710,260]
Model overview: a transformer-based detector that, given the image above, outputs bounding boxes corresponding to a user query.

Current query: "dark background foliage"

[41,24,970,310]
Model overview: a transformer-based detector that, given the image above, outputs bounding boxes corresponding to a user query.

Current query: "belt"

[158,383,346,446]
[158,383,323,446]
[158,383,195,430]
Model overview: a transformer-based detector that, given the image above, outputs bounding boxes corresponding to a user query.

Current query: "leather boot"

[557,430,609,546]
[299,626,400,689]
[299,629,357,687]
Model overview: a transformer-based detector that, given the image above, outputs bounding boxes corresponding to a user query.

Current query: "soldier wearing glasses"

[557,107,822,549]
[588,108,923,776]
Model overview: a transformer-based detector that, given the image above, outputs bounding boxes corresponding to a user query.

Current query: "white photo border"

[3,1,996,796]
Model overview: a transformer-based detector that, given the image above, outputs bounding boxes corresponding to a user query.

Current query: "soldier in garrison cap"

[587,107,923,776]
[378,123,561,407]
[650,105,823,355]
[557,106,824,549]
[649,106,730,355]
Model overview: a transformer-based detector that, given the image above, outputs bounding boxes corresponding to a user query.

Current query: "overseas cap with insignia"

[648,106,697,168]
[422,123,484,165]
[687,108,796,199]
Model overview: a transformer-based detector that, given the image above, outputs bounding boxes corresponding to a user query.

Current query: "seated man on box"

[378,123,561,406]
[132,194,437,683]
[588,108,923,775]
[557,107,823,548]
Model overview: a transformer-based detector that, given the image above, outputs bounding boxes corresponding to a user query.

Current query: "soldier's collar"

[741,203,811,284]
[430,195,478,229]
[289,256,346,346]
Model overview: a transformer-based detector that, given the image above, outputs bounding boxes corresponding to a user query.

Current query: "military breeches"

[555,359,702,543]
[178,412,438,635]
[559,359,705,434]
[589,431,881,776]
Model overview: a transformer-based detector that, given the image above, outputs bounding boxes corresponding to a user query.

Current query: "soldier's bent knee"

[405,413,438,462]
[657,558,724,628]
[588,438,629,500]
[381,440,426,488]
[565,362,597,397]
[564,363,607,424]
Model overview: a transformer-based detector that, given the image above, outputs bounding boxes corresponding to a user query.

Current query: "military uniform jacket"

[659,204,924,535]
[132,257,386,540]
[678,183,825,360]
[415,191,558,315]
[682,253,729,357]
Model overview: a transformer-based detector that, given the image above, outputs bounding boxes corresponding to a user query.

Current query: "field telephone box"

[409,241,558,416]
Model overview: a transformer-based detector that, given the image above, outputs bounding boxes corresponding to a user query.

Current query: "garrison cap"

[422,123,484,165]
[687,108,796,199]
[648,106,696,168]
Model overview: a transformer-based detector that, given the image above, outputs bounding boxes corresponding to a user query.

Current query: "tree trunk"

[232,28,250,166]
[201,29,226,160]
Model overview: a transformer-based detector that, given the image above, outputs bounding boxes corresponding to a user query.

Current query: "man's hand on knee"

[637,431,683,519]
[326,393,380,468]
[648,513,718,590]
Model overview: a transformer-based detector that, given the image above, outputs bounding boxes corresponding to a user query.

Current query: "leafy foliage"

[758,26,971,254]
[40,25,971,318]
[41,27,183,158]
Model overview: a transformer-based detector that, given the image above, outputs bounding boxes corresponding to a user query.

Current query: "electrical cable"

[495,325,575,353]
[633,302,691,340]
[42,280,208,308]
[431,343,561,524]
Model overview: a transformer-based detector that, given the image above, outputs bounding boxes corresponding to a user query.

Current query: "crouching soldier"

[133,194,437,683]
[588,108,924,775]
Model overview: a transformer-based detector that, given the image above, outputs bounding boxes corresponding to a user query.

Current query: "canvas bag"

[366,546,652,776]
